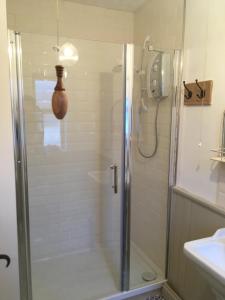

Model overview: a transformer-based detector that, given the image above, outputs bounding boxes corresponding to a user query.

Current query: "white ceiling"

[67,0,147,12]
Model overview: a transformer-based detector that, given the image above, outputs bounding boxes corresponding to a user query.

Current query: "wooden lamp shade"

[52,65,68,119]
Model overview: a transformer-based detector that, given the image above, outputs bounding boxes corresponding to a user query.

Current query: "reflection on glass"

[35,80,61,147]
[43,114,61,147]
[35,80,55,109]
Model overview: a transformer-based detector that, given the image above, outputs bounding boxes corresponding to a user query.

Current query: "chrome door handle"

[110,165,118,194]
[0,254,11,268]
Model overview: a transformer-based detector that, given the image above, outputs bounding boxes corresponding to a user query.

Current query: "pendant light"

[59,43,79,66]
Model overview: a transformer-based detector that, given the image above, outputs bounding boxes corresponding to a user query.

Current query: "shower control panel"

[147,52,171,99]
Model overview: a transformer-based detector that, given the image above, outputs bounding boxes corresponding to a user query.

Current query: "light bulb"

[63,47,74,57]
[58,43,79,66]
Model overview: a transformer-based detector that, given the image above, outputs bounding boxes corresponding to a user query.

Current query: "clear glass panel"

[129,0,184,289]
[21,32,124,300]
[130,47,174,288]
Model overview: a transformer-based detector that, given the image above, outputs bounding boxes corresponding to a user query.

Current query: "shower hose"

[137,43,161,159]
[137,100,160,159]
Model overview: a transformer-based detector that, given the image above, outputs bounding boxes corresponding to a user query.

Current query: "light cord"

[56,0,60,49]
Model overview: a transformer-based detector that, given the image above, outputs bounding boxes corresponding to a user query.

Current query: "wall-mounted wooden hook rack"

[183,80,213,106]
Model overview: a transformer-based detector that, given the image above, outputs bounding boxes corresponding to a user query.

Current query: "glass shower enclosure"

[10,30,133,300]
[8,26,181,300]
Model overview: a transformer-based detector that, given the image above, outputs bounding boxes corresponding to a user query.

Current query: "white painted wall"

[177,0,225,205]
[0,0,20,299]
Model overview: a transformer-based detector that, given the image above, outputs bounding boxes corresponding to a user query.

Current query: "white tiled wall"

[177,0,225,206]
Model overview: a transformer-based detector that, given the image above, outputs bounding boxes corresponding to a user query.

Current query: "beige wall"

[134,0,184,49]
[177,0,225,205]
[7,0,133,44]
[0,0,20,299]
[168,187,225,300]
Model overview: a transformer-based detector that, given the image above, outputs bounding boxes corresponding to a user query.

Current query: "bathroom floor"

[32,245,163,300]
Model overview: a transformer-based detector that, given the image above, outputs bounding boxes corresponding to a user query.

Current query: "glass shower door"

[10,31,127,300]
[99,66,124,288]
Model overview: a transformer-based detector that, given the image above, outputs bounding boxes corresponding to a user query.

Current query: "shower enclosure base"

[32,244,163,300]
[130,242,164,289]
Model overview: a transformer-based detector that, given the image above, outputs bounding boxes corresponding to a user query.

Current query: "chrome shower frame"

[121,44,133,291]
[8,31,32,300]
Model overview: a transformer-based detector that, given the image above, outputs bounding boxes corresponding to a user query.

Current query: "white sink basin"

[184,229,225,300]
